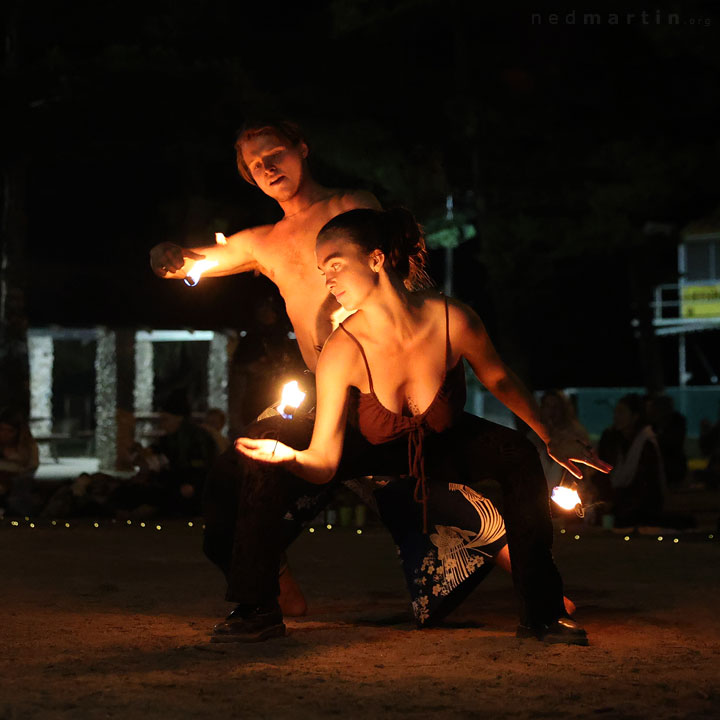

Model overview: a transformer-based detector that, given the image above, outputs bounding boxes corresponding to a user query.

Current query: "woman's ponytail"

[382,208,433,291]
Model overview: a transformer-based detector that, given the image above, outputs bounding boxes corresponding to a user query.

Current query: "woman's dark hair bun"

[385,207,432,290]
[384,207,421,258]
[318,207,433,290]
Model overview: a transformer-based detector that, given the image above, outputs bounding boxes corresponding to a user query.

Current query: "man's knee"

[202,530,230,574]
[244,414,314,451]
[203,446,244,507]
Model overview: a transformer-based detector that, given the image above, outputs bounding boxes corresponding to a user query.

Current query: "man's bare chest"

[254,216,333,289]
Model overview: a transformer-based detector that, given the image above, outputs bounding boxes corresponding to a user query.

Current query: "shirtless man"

[151,119,381,619]
[151,119,378,373]
[152,120,604,645]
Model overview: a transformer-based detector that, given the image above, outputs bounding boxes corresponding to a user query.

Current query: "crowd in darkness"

[2,377,720,530]
[526,390,711,530]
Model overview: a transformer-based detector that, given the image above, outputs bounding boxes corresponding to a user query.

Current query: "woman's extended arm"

[235,332,354,484]
[451,301,612,479]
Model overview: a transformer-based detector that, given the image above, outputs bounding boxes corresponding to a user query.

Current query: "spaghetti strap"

[444,295,451,366]
[339,323,375,394]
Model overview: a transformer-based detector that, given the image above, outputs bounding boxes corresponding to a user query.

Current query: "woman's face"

[613,401,637,433]
[316,234,380,311]
[540,394,565,427]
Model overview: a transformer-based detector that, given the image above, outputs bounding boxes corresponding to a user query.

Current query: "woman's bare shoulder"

[415,291,478,328]
[317,324,362,372]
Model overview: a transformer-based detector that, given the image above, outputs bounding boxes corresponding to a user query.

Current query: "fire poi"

[270,380,307,456]
[551,475,585,517]
[183,233,226,286]
[276,380,306,420]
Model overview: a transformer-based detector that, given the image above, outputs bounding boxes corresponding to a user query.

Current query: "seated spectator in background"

[154,392,218,510]
[592,394,666,527]
[527,390,591,493]
[114,391,218,518]
[0,408,39,516]
[647,394,687,487]
[202,408,230,454]
[698,417,720,490]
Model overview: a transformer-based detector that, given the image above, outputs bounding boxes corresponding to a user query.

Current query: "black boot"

[211,603,286,643]
[516,617,588,646]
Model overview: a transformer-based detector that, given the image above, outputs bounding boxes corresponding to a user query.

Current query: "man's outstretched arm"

[149,225,273,279]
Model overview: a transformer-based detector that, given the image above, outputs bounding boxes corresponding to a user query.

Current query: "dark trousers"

[202,412,565,627]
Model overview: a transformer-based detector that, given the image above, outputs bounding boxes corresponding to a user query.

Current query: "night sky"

[8,0,720,390]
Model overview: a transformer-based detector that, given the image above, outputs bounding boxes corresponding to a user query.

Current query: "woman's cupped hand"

[234,437,296,464]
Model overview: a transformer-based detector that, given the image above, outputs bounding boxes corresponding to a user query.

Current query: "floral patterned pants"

[203,412,565,627]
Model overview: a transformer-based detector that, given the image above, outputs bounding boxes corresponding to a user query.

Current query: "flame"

[215,232,227,245]
[278,380,306,419]
[551,485,582,510]
[184,259,219,287]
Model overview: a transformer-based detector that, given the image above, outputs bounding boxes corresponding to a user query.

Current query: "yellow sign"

[681,284,720,318]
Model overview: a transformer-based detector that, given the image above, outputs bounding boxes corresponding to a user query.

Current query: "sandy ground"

[2,512,719,720]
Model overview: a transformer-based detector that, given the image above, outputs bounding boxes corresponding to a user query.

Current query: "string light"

[1,520,716,556]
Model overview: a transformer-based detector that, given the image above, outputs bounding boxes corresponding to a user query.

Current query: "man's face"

[239,132,308,202]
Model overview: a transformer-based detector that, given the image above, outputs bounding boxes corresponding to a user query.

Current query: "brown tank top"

[340,296,466,532]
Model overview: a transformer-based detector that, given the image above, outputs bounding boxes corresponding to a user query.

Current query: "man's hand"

[546,429,613,480]
[150,242,205,278]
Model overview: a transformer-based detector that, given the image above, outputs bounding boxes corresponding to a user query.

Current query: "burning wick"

[551,485,582,511]
[551,476,585,517]
[277,380,306,420]
[183,233,226,286]
[184,259,219,286]
[271,380,307,457]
